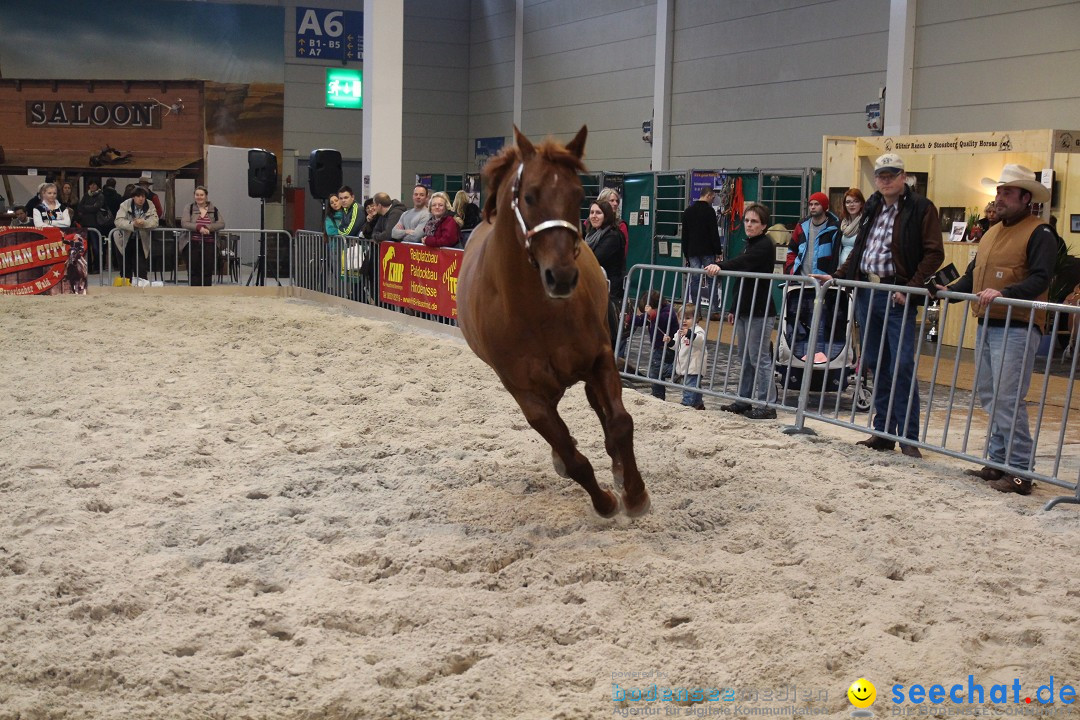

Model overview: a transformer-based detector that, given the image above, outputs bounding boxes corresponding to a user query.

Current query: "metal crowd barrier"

[292,231,461,326]
[98,228,291,287]
[616,264,1080,511]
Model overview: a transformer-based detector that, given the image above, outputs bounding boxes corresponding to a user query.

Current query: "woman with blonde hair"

[596,187,628,253]
[420,191,461,248]
[452,190,481,231]
[31,183,72,229]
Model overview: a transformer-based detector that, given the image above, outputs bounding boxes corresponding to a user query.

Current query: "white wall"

[668,0,889,170]
[910,0,1080,133]
[521,0,657,171]
[468,0,516,169]
[401,0,472,199]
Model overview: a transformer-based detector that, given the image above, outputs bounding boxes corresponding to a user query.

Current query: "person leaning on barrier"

[392,184,430,243]
[113,186,159,279]
[815,152,943,458]
[335,186,361,238]
[419,191,461,248]
[936,165,1056,496]
[180,185,225,287]
[368,192,407,243]
[705,202,778,420]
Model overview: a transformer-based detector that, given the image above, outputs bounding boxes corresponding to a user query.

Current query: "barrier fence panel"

[798,279,1080,511]
[617,264,816,417]
[291,232,461,326]
[98,228,291,287]
[102,228,191,286]
[616,264,1080,511]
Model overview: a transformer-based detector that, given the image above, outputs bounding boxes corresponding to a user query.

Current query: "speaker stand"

[246,198,268,287]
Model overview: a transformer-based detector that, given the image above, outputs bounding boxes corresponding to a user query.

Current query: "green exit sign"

[326,68,362,109]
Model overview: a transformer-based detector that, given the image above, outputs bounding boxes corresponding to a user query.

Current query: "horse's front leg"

[515,392,619,518]
[586,360,651,517]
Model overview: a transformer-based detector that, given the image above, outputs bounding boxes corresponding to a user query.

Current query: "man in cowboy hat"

[939,165,1056,496]
[136,171,165,220]
[819,152,943,458]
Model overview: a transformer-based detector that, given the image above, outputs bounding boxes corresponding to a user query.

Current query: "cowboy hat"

[137,171,153,185]
[981,164,1050,203]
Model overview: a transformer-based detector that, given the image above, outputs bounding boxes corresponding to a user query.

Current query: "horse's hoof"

[623,491,651,518]
[593,490,620,518]
[552,451,570,479]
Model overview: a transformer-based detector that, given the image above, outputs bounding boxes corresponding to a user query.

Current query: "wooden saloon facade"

[0,79,206,218]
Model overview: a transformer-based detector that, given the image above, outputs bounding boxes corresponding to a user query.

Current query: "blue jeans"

[855,288,919,442]
[734,315,776,405]
[685,255,720,313]
[681,375,702,407]
[975,324,1040,470]
[648,348,675,400]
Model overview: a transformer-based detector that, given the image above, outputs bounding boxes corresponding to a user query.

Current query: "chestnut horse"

[457,126,650,518]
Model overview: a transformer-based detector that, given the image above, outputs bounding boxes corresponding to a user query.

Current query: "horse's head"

[486,125,588,299]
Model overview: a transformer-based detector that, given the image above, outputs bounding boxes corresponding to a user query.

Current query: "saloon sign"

[0,227,75,295]
[26,100,161,129]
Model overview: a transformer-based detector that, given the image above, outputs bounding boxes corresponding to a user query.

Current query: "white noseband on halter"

[509,162,581,267]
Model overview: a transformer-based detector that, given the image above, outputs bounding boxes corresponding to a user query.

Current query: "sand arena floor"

[1,292,1079,719]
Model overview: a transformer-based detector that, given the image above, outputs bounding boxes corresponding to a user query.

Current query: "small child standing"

[670,304,708,409]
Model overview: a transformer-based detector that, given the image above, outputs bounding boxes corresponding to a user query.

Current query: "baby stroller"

[775,283,872,411]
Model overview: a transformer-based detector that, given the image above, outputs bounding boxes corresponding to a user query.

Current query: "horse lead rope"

[509,162,581,268]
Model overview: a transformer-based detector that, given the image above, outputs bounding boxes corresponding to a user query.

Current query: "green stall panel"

[445,174,464,196]
[621,172,687,307]
[579,173,601,225]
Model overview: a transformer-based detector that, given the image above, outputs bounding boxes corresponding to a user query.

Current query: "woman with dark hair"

[838,188,865,265]
[705,202,778,419]
[584,200,625,305]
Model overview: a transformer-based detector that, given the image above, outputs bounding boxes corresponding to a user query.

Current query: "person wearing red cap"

[785,191,843,363]
[785,191,841,277]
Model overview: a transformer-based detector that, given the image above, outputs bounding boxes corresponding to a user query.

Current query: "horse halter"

[509,162,581,268]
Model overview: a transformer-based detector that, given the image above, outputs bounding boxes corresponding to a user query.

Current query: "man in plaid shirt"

[822,153,943,458]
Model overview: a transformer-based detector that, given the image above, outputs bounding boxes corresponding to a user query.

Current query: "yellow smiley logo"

[848,678,876,709]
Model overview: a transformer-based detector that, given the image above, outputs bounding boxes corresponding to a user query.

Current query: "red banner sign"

[0,227,72,295]
[377,242,461,319]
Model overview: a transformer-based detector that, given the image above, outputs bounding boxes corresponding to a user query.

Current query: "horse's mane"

[482,140,586,221]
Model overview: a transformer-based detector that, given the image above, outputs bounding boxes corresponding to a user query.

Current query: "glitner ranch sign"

[0,227,74,295]
[26,100,161,129]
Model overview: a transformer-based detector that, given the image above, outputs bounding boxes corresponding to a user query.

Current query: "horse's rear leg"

[586,365,650,517]
[584,384,623,486]
[517,394,619,518]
